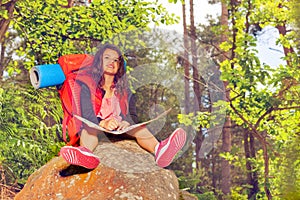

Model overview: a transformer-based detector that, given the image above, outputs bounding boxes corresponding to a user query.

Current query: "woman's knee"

[80,129,98,140]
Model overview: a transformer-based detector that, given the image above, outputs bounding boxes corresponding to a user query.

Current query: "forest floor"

[1,167,20,200]
[0,184,18,200]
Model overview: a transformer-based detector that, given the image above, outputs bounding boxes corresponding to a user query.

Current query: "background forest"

[0,0,299,199]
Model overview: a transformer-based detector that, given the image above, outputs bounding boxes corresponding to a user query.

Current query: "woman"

[60,44,186,169]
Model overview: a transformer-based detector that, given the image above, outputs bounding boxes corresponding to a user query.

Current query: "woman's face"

[102,48,120,76]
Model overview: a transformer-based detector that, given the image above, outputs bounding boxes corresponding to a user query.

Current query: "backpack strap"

[62,114,70,142]
[58,71,98,146]
[116,92,128,116]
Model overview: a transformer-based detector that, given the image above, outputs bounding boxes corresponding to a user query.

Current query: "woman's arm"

[123,92,139,125]
[80,83,99,128]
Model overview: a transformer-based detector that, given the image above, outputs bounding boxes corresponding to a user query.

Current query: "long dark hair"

[90,43,127,96]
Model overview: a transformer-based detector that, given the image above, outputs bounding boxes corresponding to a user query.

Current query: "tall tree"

[189,0,203,170]
[218,0,299,199]
[168,0,299,198]
[219,0,232,195]
[0,0,18,74]
[0,0,17,42]
[182,0,190,115]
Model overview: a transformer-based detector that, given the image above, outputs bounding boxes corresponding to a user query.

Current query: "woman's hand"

[99,118,120,130]
[117,121,130,131]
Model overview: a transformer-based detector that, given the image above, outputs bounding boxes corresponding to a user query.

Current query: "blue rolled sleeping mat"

[29,64,66,89]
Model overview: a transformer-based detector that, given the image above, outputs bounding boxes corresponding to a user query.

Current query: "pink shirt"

[96,94,122,122]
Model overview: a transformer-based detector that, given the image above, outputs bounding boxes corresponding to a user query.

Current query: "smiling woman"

[102,48,121,77]
[59,43,187,170]
[0,0,188,197]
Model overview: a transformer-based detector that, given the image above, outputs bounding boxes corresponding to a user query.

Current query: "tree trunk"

[211,147,217,193]
[276,6,294,64]
[189,0,206,170]
[275,4,297,99]
[244,130,259,199]
[181,0,193,175]
[250,132,259,197]
[0,0,18,78]
[221,115,231,195]
[0,39,5,75]
[0,1,17,43]
[220,1,232,195]
[182,0,190,114]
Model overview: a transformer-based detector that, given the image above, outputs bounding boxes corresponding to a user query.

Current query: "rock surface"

[15,136,181,200]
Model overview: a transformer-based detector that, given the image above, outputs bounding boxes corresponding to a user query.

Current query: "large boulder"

[15,136,182,200]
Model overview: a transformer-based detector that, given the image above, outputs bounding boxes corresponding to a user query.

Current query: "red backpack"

[56,54,129,146]
[57,54,96,146]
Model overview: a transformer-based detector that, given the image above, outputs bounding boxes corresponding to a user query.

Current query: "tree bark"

[244,130,259,199]
[189,0,202,157]
[181,0,193,175]
[250,132,259,197]
[276,4,294,65]
[182,0,190,114]
[220,1,232,195]
[0,0,17,43]
[0,0,18,78]
[221,115,231,195]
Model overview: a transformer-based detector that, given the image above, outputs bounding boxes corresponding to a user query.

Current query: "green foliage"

[0,0,299,198]
[0,0,180,187]
[278,137,300,199]
[177,166,218,200]
[197,192,217,200]
[269,116,300,199]
[0,80,64,185]
[216,0,300,198]
[178,112,215,130]
[229,186,248,200]
[10,0,178,72]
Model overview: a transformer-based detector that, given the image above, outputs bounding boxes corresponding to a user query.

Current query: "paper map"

[74,108,171,134]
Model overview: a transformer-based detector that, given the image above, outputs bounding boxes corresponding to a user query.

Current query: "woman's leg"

[80,129,99,151]
[60,129,101,169]
[129,127,187,168]
[128,126,159,153]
